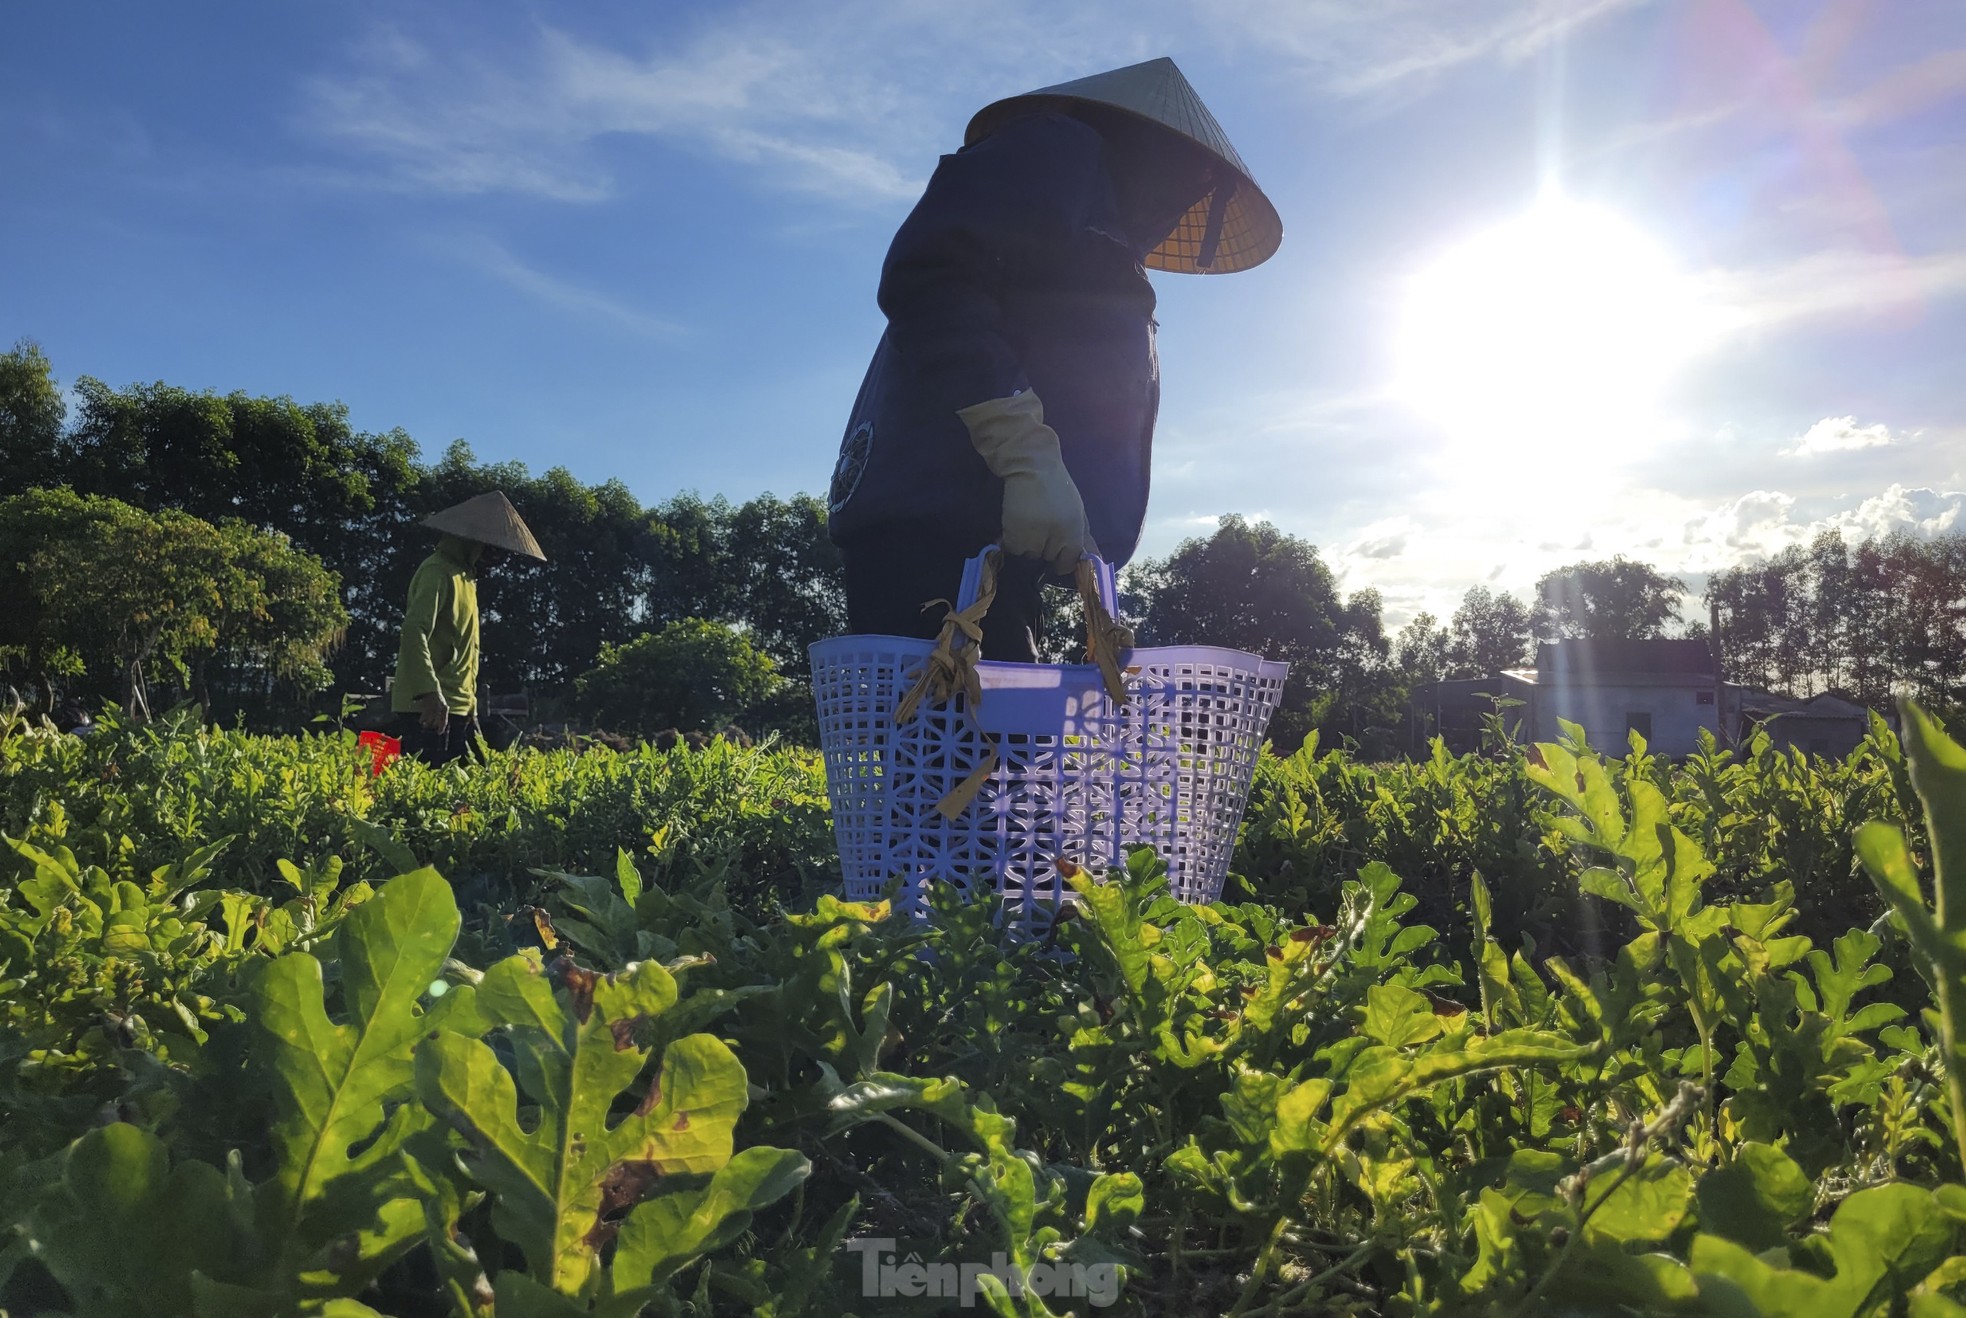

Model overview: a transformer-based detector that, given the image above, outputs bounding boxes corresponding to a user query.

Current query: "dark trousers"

[397,712,482,766]
[842,528,1048,662]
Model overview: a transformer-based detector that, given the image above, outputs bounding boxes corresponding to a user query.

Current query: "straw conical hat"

[421,491,546,560]
[965,56,1282,274]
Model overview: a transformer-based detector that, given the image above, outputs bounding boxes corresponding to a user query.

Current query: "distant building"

[1427,676,1535,755]
[1729,688,1872,758]
[1511,639,1722,756]
[1419,638,1877,759]
[1421,638,1719,757]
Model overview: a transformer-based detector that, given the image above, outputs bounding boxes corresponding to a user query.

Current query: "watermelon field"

[1,703,1963,1316]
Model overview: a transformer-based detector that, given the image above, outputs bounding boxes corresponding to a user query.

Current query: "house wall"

[1755,714,1867,759]
[1528,681,1721,756]
[1427,677,1535,755]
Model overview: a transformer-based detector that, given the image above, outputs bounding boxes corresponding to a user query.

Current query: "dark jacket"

[827,112,1160,566]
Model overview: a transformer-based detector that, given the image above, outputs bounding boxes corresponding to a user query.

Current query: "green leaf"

[1470,869,1494,934]
[1325,1030,1595,1152]
[847,980,893,1078]
[252,867,459,1273]
[1582,1156,1694,1245]
[1063,865,1156,1002]
[1470,872,1521,1026]
[25,1123,252,1318]
[613,848,644,907]
[1221,1066,1287,1149]
[1691,1182,1961,1317]
[1696,1143,1813,1252]
[1268,1077,1334,1157]
[825,1071,969,1124]
[1805,929,1894,1024]
[1085,1172,1144,1235]
[492,1271,591,1318]
[1544,1240,1700,1311]
[1914,1255,1966,1312]
[1528,745,1712,933]
[414,956,756,1298]
[1461,1186,1530,1295]
[611,1145,810,1290]
[1862,701,1966,1171]
[344,815,419,878]
[1902,702,1966,921]
[53,866,480,1318]
[1359,983,1444,1048]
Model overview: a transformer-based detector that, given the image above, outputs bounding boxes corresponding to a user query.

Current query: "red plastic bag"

[357,730,401,776]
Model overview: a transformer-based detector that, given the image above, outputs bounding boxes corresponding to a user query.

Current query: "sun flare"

[1393,195,1718,468]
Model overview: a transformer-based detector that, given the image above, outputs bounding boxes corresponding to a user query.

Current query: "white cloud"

[1783,416,1897,457]
[1831,484,1965,541]
[1142,509,1276,547]
[348,23,428,74]
[1682,490,1799,558]
[444,234,690,340]
[1702,248,1966,330]
[1275,475,1965,632]
[1343,515,1418,562]
[1196,0,1647,100]
[299,12,940,204]
[1673,485,1965,568]
[295,0,1652,205]
[1830,46,1966,129]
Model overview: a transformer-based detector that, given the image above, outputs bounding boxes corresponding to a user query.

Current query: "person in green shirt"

[391,491,546,764]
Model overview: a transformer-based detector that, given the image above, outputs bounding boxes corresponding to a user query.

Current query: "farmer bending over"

[392,491,545,765]
[826,57,1281,661]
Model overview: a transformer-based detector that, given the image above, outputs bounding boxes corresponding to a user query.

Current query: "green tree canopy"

[0,339,67,493]
[574,619,780,737]
[0,489,347,717]
[1447,585,1535,676]
[2,350,864,720]
[1533,555,1685,642]
[1707,529,1966,711]
[1393,611,1449,686]
[716,493,847,676]
[641,492,733,626]
[50,373,420,692]
[1128,515,1388,749]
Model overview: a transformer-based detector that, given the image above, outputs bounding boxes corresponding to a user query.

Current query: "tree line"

[3,339,1961,748]
[0,341,846,730]
[1705,530,1966,710]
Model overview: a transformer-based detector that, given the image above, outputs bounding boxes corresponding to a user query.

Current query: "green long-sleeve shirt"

[392,536,481,715]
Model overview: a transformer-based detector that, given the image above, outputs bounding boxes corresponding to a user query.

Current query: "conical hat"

[965,57,1282,274]
[421,491,546,560]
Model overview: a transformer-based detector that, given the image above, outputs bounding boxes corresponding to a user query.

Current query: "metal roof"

[1534,638,1716,677]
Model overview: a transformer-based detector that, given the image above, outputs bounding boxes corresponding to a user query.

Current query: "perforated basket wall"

[810,634,1287,928]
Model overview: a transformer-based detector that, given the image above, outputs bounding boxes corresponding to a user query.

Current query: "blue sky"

[5,1,1963,627]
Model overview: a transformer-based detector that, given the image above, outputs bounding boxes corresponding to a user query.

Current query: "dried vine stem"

[1521,1080,1706,1313]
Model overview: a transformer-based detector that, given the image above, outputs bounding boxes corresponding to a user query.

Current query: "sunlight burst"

[1393,195,1718,470]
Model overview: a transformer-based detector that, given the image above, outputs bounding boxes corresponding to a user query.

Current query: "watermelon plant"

[0,700,1960,1314]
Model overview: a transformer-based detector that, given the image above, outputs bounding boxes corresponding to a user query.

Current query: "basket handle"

[956,546,1121,616]
[899,547,1130,822]
[954,546,1130,703]
[954,546,999,613]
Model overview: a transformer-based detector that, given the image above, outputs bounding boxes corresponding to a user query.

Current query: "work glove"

[957,391,1091,576]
